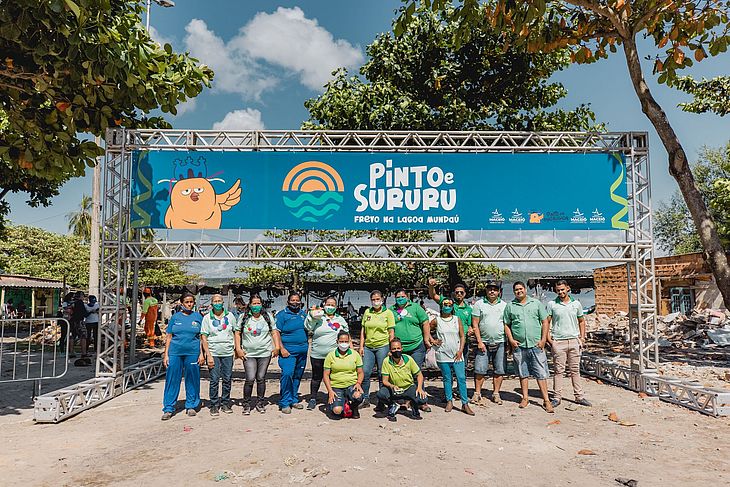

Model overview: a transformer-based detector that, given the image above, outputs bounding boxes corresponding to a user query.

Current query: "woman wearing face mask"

[161,292,205,420]
[305,296,349,410]
[201,294,237,416]
[323,331,364,419]
[358,290,395,409]
[389,289,430,368]
[235,295,279,415]
[272,292,308,414]
[428,299,475,416]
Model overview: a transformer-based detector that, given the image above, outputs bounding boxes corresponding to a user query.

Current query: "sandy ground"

[1,365,729,487]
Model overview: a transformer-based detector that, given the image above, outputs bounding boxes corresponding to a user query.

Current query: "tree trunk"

[622,36,730,309]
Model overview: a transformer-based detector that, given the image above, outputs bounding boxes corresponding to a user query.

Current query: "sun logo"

[282,161,344,223]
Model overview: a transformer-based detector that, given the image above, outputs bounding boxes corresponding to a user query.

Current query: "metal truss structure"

[42,128,719,420]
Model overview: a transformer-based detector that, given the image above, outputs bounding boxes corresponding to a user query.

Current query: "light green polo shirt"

[381,354,420,390]
[362,307,396,349]
[305,313,349,359]
[547,296,584,340]
[324,348,362,389]
[471,298,507,345]
[200,310,237,357]
[503,297,548,349]
[235,312,275,358]
[439,296,472,334]
[390,301,429,352]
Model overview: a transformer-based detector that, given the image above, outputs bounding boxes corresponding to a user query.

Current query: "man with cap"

[471,280,508,404]
[140,288,159,348]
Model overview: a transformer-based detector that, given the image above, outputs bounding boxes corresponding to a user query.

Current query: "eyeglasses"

[454,291,465,294]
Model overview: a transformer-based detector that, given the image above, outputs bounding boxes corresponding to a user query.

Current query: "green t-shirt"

[142,296,158,316]
[200,310,237,357]
[439,296,472,333]
[381,354,420,390]
[547,297,584,340]
[503,297,548,349]
[390,301,428,352]
[471,298,507,345]
[305,313,349,359]
[362,307,395,349]
[235,312,275,358]
[324,348,363,389]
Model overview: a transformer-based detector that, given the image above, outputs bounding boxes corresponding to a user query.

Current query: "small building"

[593,252,726,316]
[0,274,65,318]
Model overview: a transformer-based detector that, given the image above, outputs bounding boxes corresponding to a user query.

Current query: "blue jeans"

[209,355,233,407]
[438,361,468,405]
[361,344,390,399]
[330,385,364,416]
[513,346,550,380]
[405,341,426,368]
[163,354,201,413]
[278,350,307,408]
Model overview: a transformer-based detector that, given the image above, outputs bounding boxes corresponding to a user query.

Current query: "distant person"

[376,338,428,421]
[323,330,364,419]
[347,300,357,320]
[60,293,74,354]
[231,295,247,319]
[140,288,159,348]
[471,280,508,404]
[201,294,237,416]
[358,290,395,409]
[305,296,348,410]
[17,301,27,318]
[71,291,90,364]
[503,281,553,413]
[161,292,204,420]
[273,292,308,414]
[235,294,279,415]
[547,280,591,408]
[3,299,15,318]
[84,295,100,351]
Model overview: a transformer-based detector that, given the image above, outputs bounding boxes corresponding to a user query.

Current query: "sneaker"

[186,408,197,417]
[280,406,292,414]
[387,403,399,418]
[361,398,371,409]
[209,406,219,416]
[242,404,251,416]
[550,398,561,408]
[221,404,233,414]
[351,403,360,419]
[307,398,317,410]
[291,402,304,409]
[575,398,592,407]
[373,400,385,413]
[410,406,422,420]
[161,412,173,421]
[419,404,432,413]
[445,400,453,412]
[462,404,475,416]
[255,402,266,414]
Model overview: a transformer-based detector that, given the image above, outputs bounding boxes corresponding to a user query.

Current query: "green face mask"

[324,306,336,315]
[250,305,262,313]
[212,303,224,312]
[395,297,408,306]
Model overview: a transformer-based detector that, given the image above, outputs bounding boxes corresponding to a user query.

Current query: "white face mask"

[371,300,382,308]
[338,342,350,352]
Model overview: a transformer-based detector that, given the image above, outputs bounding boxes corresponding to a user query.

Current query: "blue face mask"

[442,306,453,314]
[395,297,408,306]
[212,303,224,312]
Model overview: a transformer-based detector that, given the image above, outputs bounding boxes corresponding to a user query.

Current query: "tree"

[0,0,213,230]
[399,0,730,308]
[138,260,200,287]
[67,194,93,244]
[675,76,730,116]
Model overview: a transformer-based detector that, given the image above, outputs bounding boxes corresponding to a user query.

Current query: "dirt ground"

[1,365,729,487]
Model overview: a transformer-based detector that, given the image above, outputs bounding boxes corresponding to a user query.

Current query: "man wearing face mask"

[272,292,309,414]
[377,338,428,421]
[201,294,238,416]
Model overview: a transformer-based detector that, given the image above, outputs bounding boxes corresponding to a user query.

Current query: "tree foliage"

[674,75,730,116]
[67,194,93,243]
[304,4,597,132]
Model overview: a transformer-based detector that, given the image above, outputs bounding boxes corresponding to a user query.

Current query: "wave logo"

[282,161,345,223]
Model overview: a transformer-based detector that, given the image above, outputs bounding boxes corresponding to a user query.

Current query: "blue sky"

[7,0,730,235]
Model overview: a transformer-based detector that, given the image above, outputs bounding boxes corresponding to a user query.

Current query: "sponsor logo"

[489,209,505,223]
[570,208,587,224]
[509,209,525,224]
[529,212,544,224]
[282,161,345,222]
[590,208,606,224]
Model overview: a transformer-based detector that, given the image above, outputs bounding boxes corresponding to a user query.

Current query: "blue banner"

[130,150,628,231]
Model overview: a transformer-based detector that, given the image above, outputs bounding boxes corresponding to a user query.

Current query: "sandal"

[491,394,503,405]
[542,401,555,413]
[518,399,529,408]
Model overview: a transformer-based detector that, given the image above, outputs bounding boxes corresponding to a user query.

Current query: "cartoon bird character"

[529,212,544,224]
[163,156,241,229]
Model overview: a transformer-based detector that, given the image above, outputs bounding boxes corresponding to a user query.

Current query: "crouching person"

[323,331,364,419]
[376,338,428,421]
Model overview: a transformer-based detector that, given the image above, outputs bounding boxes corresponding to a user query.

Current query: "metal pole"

[89,136,102,298]
[145,0,151,31]
[129,258,140,365]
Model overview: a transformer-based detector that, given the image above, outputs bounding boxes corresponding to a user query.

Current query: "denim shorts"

[474,342,507,376]
[512,346,550,380]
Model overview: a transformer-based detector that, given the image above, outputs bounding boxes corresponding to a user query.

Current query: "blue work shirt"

[167,310,203,356]
[275,307,308,354]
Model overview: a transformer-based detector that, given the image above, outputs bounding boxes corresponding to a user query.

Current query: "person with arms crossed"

[471,280,508,405]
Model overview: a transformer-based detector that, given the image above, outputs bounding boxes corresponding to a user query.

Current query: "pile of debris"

[28,324,61,346]
[657,309,730,349]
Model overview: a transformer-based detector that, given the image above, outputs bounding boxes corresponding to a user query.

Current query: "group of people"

[160,278,590,421]
[60,291,100,365]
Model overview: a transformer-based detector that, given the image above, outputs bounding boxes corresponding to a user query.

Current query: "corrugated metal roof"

[0,275,64,289]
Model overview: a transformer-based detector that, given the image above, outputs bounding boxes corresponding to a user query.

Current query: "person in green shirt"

[390,288,430,367]
[323,331,364,419]
[140,287,159,348]
[503,281,553,413]
[201,294,238,415]
[358,290,395,409]
[376,338,428,421]
[471,280,508,404]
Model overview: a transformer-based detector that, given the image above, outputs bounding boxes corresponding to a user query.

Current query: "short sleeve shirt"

[381,355,420,390]
[275,308,308,354]
[306,313,349,359]
[166,311,203,356]
[200,310,237,357]
[503,297,547,349]
[362,307,396,349]
[235,312,275,358]
[390,301,428,352]
[471,298,507,345]
[547,297,584,340]
[439,296,472,334]
[324,348,363,389]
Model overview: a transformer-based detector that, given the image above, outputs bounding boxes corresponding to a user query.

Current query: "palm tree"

[67,194,92,244]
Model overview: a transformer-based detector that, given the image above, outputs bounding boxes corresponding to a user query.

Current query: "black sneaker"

[307,398,317,410]
[161,412,173,421]
[387,403,399,420]
[221,404,233,414]
[575,398,592,407]
[373,400,385,413]
[209,406,219,416]
[186,408,197,417]
[351,403,360,419]
[242,404,251,416]
[361,398,371,409]
[255,402,266,414]
[411,406,422,420]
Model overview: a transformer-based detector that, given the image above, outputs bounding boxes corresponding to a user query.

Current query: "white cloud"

[149,25,174,47]
[212,108,265,130]
[183,8,363,99]
[174,98,197,116]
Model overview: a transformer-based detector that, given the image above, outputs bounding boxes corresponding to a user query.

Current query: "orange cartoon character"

[529,212,544,224]
[163,156,241,229]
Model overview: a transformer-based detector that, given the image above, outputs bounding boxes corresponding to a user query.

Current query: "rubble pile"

[28,324,61,346]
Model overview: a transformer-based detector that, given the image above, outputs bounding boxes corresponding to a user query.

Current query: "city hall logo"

[590,209,606,224]
[282,161,344,222]
[509,209,525,224]
[489,209,505,223]
[571,208,587,224]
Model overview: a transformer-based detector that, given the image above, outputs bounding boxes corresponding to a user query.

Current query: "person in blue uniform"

[272,292,308,413]
[161,292,205,420]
